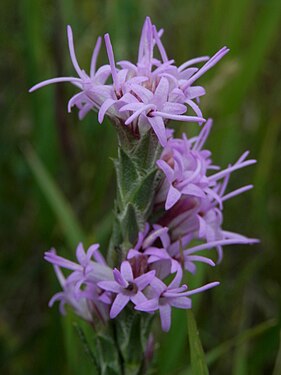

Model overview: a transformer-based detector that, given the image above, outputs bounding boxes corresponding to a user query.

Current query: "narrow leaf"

[24,145,85,249]
[187,309,209,375]
[115,148,139,205]
[273,330,281,375]
[131,169,158,213]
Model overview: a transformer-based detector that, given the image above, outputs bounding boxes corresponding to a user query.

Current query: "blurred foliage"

[1,0,281,374]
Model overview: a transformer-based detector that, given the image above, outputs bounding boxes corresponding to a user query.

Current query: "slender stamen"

[153,25,168,62]
[67,25,84,78]
[154,111,205,123]
[182,281,220,296]
[29,77,82,92]
[184,238,258,256]
[178,56,210,72]
[209,159,256,182]
[222,185,253,202]
[104,33,120,93]
[182,47,229,89]
[90,36,102,78]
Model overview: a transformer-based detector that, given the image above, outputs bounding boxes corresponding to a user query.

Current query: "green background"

[1,0,281,373]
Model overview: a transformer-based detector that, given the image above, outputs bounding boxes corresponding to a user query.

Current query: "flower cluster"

[34,17,258,332]
[45,120,257,332]
[30,17,228,146]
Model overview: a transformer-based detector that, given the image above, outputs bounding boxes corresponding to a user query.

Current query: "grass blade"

[178,319,276,375]
[221,0,281,114]
[187,309,209,375]
[273,330,281,375]
[24,145,85,249]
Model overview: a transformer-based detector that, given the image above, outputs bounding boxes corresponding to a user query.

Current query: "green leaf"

[115,309,153,375]
[134,131,162,172]
[95,333,121,375]
[115,148,139,206]
[74,323,98,370]
[187,309,209,375]
[273,330,281,375]
[178,319,277,375]
[119,202,142,247]
[220,0,281,114]
[207,319,277,368]
[131,169,158,213]
[24,145,85,249]
[157,309,188,374]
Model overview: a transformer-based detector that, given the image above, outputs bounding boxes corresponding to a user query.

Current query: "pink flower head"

[98,261,156,318]
[29,26,112,120]
[136,269,220,331]
[30,18,228,147]
[156,119,256,211]
[45,246,112,323]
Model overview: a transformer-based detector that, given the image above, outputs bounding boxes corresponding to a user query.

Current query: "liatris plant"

[30,17,258,374]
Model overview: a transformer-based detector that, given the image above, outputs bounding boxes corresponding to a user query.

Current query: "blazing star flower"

[48,260,94,322]
[29,26,113,120]
[156,120,256,210]
[38,16,258,339]
[135,269,220,331]
[29,17,228,147]
[46,247,113,323]
[44,242,113,287]
[98,261,156,318]
[45,244,116,323]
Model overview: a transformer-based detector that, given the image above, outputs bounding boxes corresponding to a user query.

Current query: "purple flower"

[98,261,156,318]
[48,259,94,322]
[30,17,228,147]
[136,270,220,331]
[156,120,256,210]
[29,26,112,120]
[44,242,113,287]
[45,244,115,323]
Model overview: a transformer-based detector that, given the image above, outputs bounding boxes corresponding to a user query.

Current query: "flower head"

[98,261,156,318]
[30,17,228,146]
[136,269,220,331]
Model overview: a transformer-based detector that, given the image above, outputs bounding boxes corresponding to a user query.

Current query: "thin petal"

[154,77,169,105]
[162,102,187,115]
[90,36,102,77]
[120,261,134,282]
[170,296,192,309]
[165,185,181,210]
[98,98,116,123]
[159,304,172,332]
[131,291,147,305]
[113,268,128,288]
[98,281,122,293]
[157,160,174,182]
[135,298,159,312]
[104,33,119,92]
[67,25,84,78]
[110,293,130,318]
[135,270,156,290]
[147,116,167,146]
[29,77,81,92]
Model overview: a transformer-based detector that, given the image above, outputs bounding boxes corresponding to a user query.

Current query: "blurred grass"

[1,0,281,374]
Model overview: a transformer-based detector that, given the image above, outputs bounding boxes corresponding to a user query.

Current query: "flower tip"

[66,25,73,37]
[198,117,206,125]
[104,33,110,44]
[145,16,152,25]
[250,238,260,244]
[98,112,103,124]
[221,46,230,55]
